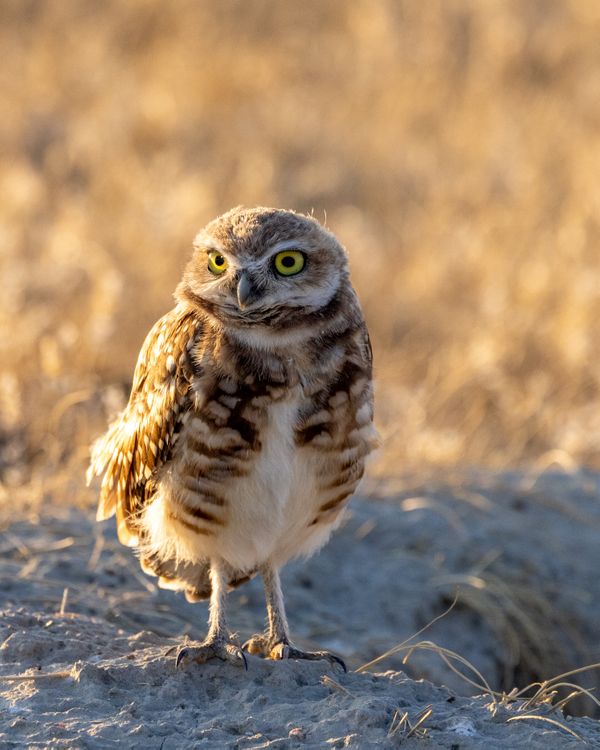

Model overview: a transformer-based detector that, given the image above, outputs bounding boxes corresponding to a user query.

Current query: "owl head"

[176,207,351,331]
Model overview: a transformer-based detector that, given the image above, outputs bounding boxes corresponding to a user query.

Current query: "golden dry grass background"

[2,0,600,504]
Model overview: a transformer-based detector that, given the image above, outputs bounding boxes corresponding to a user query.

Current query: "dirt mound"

[1,470,599,747]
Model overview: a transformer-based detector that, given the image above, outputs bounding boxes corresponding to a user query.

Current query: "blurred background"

[2,0,600,506]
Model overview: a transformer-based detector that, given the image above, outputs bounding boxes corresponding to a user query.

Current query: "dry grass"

[388,704,432,740]
[358,599,600,729]
[1,1,600,499]
[432,571,582,688]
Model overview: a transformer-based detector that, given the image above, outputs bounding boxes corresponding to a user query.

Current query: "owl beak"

[237,272,261,309]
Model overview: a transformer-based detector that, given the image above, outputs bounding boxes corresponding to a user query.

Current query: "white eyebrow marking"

[193,231,226,254]
[268,239,308,256]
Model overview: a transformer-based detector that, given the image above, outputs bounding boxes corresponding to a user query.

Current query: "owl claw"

[175,640,248,670]
[175,647,189,668]
[274,644,347,673]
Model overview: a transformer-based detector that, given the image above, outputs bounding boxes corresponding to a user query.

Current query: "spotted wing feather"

[87,308,200,546]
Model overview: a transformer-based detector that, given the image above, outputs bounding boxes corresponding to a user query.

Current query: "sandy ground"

[1,470,600,748]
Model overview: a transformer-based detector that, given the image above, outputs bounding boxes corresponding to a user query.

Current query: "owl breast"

[202,387,329,570]
[139,385,341,572]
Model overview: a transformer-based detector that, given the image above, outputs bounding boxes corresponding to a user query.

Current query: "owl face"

[177,207,349,329]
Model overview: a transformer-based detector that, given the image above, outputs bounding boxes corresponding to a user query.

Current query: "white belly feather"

[215,392,335,570]
[140,389,342,572]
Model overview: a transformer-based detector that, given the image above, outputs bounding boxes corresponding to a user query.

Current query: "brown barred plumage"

[88,207,377,670]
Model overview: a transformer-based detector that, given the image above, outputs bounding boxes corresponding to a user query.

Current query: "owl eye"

[274,250,305,276]
[207,251,228,275]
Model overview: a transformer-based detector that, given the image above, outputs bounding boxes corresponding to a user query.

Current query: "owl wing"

[87,307,201,547]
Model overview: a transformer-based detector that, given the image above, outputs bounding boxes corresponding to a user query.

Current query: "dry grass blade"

[59,587,69,615]
[321,675,352,696]
[513,665,600,713]
[550,684,600,713]
[18,557,40,579]
[506,714,585,743]
[542,663,600,687]
[406,705,432,738]
[3,533,30,557]
[49,388,95,430]
[402,640,497,708]
[388,705,432,740]
[388,709,409,737]
[356,595,457,673]
[40,537,76,552]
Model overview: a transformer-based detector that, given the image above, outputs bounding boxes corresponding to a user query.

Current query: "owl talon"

[273,643,347,672]
[175,640,248,670]
[175,646,191,668]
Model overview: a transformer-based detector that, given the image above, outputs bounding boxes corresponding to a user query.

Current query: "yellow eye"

[207,251,228,275]
[274,250,305,276]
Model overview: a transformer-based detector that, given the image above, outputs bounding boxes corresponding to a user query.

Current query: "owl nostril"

[237,272,261,309]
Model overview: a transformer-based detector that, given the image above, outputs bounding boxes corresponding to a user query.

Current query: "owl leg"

[243,565,346,672]
[176,558,247,670]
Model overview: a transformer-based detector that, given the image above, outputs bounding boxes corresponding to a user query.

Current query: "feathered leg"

[176,558,247,669]
[243,564,346,671]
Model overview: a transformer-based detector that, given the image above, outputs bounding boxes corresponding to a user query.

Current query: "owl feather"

[87,308,200,546]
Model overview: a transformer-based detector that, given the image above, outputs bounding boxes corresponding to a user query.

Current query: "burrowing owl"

[88,207,376,669]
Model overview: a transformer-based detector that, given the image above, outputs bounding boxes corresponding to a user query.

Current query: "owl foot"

[175,638,248,670]
[243,634,346,672]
